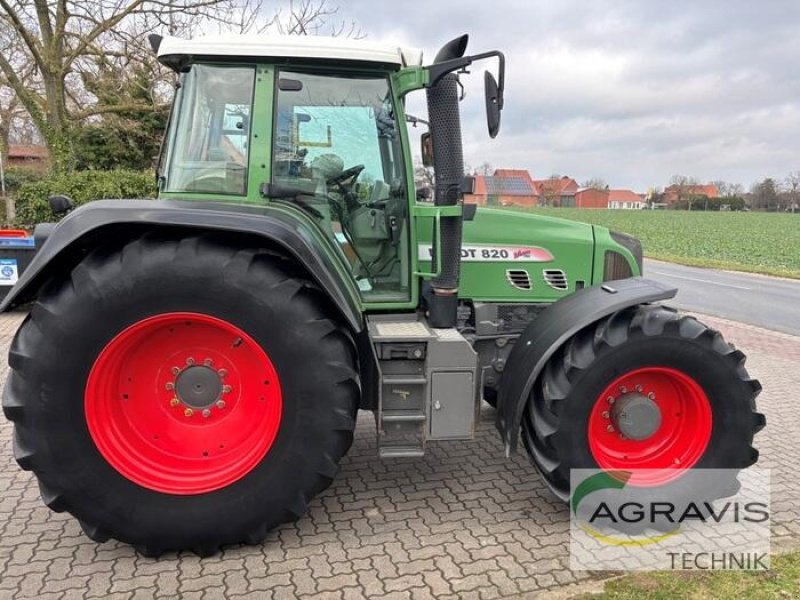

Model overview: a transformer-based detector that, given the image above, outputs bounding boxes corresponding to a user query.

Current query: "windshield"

[162,65,255,195]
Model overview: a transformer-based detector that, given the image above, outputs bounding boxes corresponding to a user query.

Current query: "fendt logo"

[569,469,771,571]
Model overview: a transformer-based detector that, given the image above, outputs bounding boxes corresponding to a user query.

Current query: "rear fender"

[1,200,365,333]
[496,277,677,453]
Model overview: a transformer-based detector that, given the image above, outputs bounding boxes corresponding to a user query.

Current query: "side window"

[273,71,409,301]
[164,65,255,195]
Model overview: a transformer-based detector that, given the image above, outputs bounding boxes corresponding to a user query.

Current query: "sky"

[331,0,800,192]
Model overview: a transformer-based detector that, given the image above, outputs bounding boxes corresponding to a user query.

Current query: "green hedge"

[2,166,45,194]
[14,169,157,228]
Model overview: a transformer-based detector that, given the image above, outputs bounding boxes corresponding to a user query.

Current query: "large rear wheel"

[521,304,764,500]
[3,233,359,556]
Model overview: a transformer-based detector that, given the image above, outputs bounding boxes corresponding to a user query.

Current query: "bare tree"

[0,1,238,171]
[472,162,493,176]
[711,180,744,198]
[539,175,567,207]
[581,177,607,190]
[0,0,362,172]
[784,172,800,213]
[750,178,780,211]
[271,0,363,37]
[667,174,700,210]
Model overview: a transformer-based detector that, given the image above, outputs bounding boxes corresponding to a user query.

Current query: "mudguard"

[0,199,364,332]
[496,277,677,453]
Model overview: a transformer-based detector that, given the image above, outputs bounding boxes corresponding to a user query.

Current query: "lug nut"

[184,408,194,417]
[172,366,181,375]
[186,357,195,366]
[607,396,615,404]
[216,400,226,409]
[202,409,211,418]
[635,384,643,392]
[204,358,213,367]
[607,424,615,433]
[170,397,179,407]
[165,382,175,391]
[648,392,656,400]
[602,411,610,419]
[218,369,227,377]
[222,385,232,394]
[619,386,627,394]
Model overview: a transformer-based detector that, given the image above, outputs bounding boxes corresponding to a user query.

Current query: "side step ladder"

[368,316,478,458]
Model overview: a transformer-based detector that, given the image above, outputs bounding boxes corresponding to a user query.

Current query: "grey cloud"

[335,0,800,189]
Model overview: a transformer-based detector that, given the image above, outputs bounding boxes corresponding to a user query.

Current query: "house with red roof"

[662,184,719,206]
[608,189,646,209]
[6,144,49,170]
[465,168,540,207]
[574,188,609,208]
[532,176,578,207]
[464,168,647,210]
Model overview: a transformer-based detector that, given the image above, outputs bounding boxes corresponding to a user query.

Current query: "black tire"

[2,233,360,556]
[521,304,764,501]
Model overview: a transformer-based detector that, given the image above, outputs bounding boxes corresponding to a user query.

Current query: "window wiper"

[259,182,324,219]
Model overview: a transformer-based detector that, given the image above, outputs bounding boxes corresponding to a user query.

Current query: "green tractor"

[2,33,763,556]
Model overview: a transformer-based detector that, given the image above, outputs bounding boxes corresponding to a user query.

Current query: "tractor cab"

[155,36,428,302]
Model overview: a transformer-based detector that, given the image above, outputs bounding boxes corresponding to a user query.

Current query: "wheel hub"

[175,365,223,409]
[611,392,662,441]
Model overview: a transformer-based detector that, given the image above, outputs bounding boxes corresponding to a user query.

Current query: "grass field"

[575,551,799,599]
[505,208,800,279]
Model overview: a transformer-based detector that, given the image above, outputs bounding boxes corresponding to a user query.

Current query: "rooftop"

[7,144,48,159]
[156,34,424,68]
[469,174,538,197]
[533,176,578,195]
[607,189,643,203]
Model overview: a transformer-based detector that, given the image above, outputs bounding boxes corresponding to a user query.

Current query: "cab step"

[367,315,478,459]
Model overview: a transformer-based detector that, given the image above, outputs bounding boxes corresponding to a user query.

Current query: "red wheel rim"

[85,312,282,495]
[588,367,712,486]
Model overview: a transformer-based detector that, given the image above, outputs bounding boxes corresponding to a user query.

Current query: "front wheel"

[521,304,765,500]
[3,234,360,556]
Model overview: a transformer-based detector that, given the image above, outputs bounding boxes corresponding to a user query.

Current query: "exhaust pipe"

[426,63,466,328]
[423,35,505,328]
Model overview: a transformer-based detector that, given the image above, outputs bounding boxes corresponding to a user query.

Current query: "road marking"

[648,270,752,291]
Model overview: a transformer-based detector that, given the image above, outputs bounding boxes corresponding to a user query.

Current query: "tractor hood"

[418,207,597,302]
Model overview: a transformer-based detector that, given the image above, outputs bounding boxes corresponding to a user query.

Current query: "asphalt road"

[644,259,800,336]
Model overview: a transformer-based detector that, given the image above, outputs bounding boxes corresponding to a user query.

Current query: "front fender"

[496,277,677,453]
[0,199,365,333]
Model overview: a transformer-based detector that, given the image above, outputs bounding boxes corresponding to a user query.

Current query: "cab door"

[272,70,412,303]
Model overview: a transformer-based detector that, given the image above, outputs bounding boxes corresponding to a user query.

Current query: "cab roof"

[156,34,424,69]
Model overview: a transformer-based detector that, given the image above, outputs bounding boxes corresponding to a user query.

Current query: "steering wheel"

[327,164,365,213]
[327,164,365,187]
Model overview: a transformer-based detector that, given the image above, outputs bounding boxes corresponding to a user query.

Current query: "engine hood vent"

[543,269,568,290]
[506,269,532,290]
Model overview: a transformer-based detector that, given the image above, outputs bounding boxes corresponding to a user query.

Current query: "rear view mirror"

[484,71,501,138]
[421,132,434,167]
